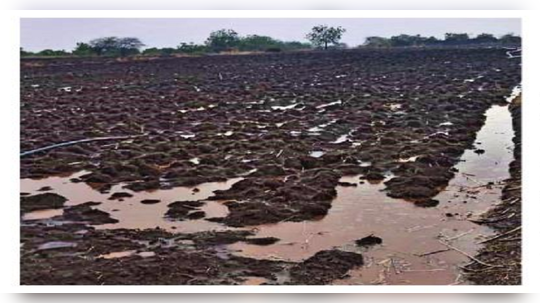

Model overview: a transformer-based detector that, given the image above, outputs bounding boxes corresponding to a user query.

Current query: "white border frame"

[2,10,538,294]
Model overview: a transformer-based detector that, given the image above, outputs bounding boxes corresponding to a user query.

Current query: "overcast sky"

[20,18,521,51]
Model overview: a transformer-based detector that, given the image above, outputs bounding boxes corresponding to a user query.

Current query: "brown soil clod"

[21,193,67,213]
[289,250,364,285]
[243,237,280,246]
[62,202,119,225]
[165,200,205,221]
[140,199,161,205]
[414,199,440,208]
[108,192,134,200]
[355,235,383,247]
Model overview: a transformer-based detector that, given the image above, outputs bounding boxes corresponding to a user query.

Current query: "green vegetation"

[363,33,521,48]
[237,35,310,52]
[72,42,95,56]
[21,29,311,58]
[21,36,145,58]
[306,25,346,50]
[20,27,521,58]
[205,29,241,52]
[88,37,145,57]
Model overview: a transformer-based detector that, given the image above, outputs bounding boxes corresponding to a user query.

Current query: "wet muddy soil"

[464,95,522,285]
[20,48,520,285]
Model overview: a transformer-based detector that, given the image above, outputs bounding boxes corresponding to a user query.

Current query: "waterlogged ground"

[20,48,520,285]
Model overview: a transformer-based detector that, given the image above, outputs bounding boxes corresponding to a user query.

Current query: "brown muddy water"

[21,175,241,233]
[20,105,514,285]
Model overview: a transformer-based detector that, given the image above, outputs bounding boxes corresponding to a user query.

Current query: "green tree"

[499,33,521,45]
[424,36,440,45]
[142,47,177,56]
[141,47,161,56]
[117,37,145,57]
[36,49,69,56]
[87,37,144,57]
[205,29,240,52]
[306,25,346,50]
[20,47,33,57]
[178,42,208,54]
[239,35,280,51]
[89,37,120,56]
[474,33,498,44]
[389,34,431,47]
[444,33,470,45]
[364,36,391,48]
[72,42,95,56]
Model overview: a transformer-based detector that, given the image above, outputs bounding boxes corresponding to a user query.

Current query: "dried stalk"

[438,240,503,268]
[478,226,521,244]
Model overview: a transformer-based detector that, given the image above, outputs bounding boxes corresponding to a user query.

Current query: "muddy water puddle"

[229,105,514,285]
[21,173,242,233]
[22,208,64,221]
[229,175,496,285]
[20,104,514,285]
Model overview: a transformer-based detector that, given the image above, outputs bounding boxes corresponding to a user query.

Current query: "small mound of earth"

[165,201,205,221]
[355,235,383,247]
[337,181,357,187]
[21,193,67,213]
[188,230,255,246]
[414,199,440,208]
[474,149,486,155]
[243,237,280,246]
[140,199,161,205]
[62,202,119,225]
[108,192,134,200]
[186,211,205,220]
[289,250,364,285]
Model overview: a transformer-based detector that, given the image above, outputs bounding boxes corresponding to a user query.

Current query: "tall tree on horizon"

[306,25,346,50]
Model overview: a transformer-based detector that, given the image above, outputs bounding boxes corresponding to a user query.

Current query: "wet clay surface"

[20,48,520,285]
[21,48,520,225]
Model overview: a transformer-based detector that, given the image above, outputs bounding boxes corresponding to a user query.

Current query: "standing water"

[21,173,243,233]
[20,105,514,285]
[228,104,514,285]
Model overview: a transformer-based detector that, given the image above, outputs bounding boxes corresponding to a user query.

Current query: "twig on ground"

[414,248,451,257]
[469,213,516,224]
[478,226,521,244]
[446,229,474,241]
[438,240,503,268]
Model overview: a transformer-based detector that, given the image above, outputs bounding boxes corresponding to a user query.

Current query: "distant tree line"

[20,26,521,58]
[20,29,312,58]
[144,29,312,56]
[363,33,521,48]
[20,37,146,58]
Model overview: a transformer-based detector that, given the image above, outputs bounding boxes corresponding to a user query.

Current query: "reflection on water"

[434,105,514,217]
[97,250,156,259]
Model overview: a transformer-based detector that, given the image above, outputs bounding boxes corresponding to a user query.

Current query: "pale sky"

[20,18,521,51]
